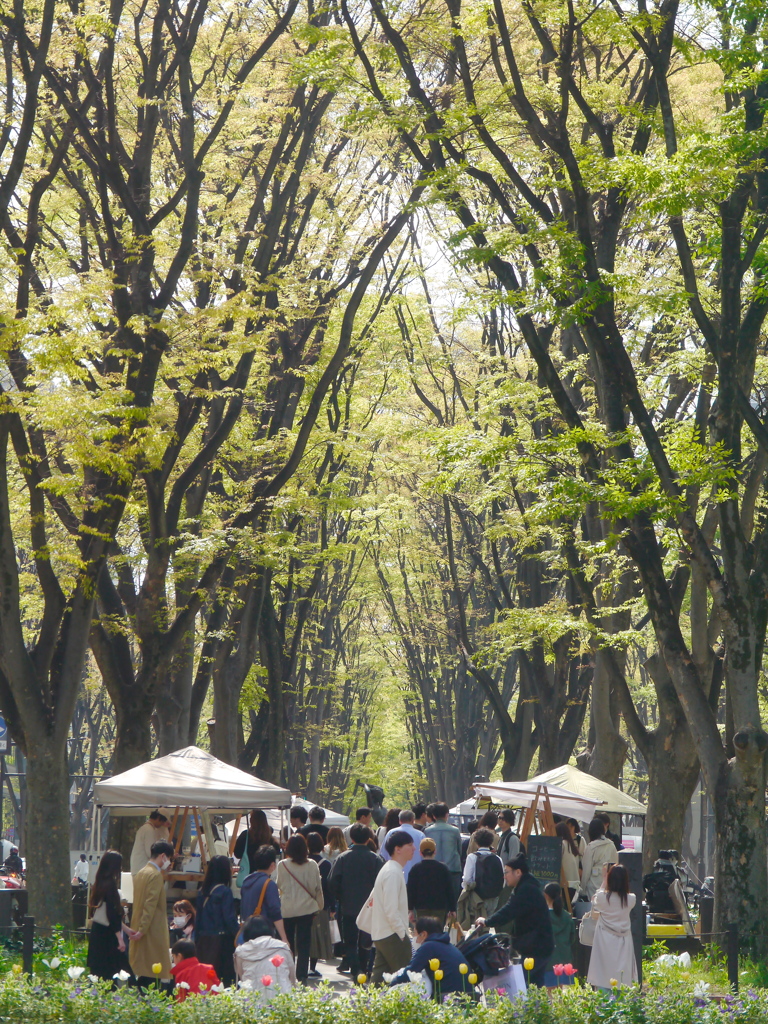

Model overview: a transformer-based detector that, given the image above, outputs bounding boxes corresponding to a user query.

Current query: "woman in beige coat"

[579,819,618,900]
[276,833,323,982]
[587,864,637,990]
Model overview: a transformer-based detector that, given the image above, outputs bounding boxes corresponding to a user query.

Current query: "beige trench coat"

[129,862,172,980]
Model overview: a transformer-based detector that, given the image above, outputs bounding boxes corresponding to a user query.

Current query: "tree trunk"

[713,730,768,955]
[107,690,154,860]
[643,733,700,873]
[26,737,72,930]
[582,651,627,785]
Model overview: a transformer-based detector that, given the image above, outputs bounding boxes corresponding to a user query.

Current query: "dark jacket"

[195,883,239,937]
[310,854,333,907]
[240,871,283,925]
[407,858,456,912]
[328,843,382,917]
[486,872,554,963]
[391,932,469,997]
[234,831,280,868]
[545,907,576,970]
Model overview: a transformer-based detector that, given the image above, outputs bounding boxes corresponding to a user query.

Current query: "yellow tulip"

[459,963,469,974]
[11,964,22,975]
[468,973,478,985]
[523,957,534,971]
[428,958,440,971]
[434,969,444,981]
[151,963,162,975]
[357,973,367,985]
[610,978,618,989]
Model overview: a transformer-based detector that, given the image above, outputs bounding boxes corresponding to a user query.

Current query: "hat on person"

[420,838,436,854]
[156,807,173,820]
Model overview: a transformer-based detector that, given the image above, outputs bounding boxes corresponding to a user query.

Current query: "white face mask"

[173,916,188,928]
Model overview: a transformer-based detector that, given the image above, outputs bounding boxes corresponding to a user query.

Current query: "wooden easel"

[518,785,572,912]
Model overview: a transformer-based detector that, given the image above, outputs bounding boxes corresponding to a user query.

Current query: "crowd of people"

[83,800,637,999]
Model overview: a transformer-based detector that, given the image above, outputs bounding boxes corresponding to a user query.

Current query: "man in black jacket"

[475,854,553,987]
[328,823,382,976]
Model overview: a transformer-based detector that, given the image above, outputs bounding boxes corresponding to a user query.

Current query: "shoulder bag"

[282,863,321,911]
[235,843,250,889]
[578,906,599,946]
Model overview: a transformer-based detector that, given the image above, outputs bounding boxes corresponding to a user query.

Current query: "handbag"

[579,908,598,946]
[329,917,341,944]
[356,892,374,934]
[235,844,250,889]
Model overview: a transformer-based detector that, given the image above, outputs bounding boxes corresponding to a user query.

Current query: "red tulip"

[262,975,273,986]
[270,956,285,968]
[564,964,577,976]
[553,964,564,976]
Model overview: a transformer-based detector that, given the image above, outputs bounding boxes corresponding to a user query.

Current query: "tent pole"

[229,815,242,857]
[169,806,181,847]
[192,808,207,870]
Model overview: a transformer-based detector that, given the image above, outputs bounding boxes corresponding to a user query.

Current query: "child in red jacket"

[170,939,222,1000]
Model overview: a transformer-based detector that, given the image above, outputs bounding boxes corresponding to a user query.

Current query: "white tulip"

[67,966,85,980]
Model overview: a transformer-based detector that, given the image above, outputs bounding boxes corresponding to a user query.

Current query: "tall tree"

[345,0,768,948]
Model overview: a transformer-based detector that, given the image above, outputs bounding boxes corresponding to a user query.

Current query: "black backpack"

[474,852,504,900]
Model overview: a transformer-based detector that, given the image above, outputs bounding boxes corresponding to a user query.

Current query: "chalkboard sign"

[527,835,562,886]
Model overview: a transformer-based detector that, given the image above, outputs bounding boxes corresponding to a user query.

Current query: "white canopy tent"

[472,779,604,821]
[528,765,647,816]
[93,745,292,813]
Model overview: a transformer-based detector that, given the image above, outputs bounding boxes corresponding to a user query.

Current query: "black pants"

[285,914,314,980]
[341,914,371,975]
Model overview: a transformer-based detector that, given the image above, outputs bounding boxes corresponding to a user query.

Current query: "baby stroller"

[457,930,512,983]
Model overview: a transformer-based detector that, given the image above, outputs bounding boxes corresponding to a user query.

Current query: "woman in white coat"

[580,818,619,900]
[587,864,637,990]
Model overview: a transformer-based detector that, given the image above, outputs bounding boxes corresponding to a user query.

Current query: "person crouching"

[170,939,221,1000]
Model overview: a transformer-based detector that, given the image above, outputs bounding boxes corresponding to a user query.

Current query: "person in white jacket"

[366,829,414,984]
[235,917,297,996]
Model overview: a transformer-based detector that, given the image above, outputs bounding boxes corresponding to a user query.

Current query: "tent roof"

[93,746,292,813]
[473,779,604,821]
[528,765,647,816]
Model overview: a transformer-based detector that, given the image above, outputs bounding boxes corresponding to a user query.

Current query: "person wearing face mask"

[129,841,175,988]
[390,917,470,998]
[171,900,196,941]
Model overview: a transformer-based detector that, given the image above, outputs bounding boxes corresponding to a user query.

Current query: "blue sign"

[0,717,7,739]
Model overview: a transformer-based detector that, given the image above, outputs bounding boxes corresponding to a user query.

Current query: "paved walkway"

[307,956,356,992]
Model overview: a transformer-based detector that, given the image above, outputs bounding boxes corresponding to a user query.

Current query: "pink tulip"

[270,956,284,968]
[553,964,564,976]
[262,975,273,986]
[564,964,577,976]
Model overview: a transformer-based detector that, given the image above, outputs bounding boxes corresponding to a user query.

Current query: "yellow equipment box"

[647,923,688,937]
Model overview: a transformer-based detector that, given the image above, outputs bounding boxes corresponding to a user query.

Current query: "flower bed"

[1,974,768,1024]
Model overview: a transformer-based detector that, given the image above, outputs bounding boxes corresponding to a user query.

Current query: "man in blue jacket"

[390,917,470,998]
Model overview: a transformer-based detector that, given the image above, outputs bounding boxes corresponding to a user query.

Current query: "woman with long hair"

[195,854,240,985]
[234,809,279,871]
[323,826,347,862]
[275,834,323,982]
[376,807,401,848]
[587,863,637,990]
[87,850,135,981]
[556,820,581,898]
[579,818,619,900]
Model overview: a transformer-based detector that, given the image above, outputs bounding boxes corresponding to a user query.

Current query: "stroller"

[457,930,512,983]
